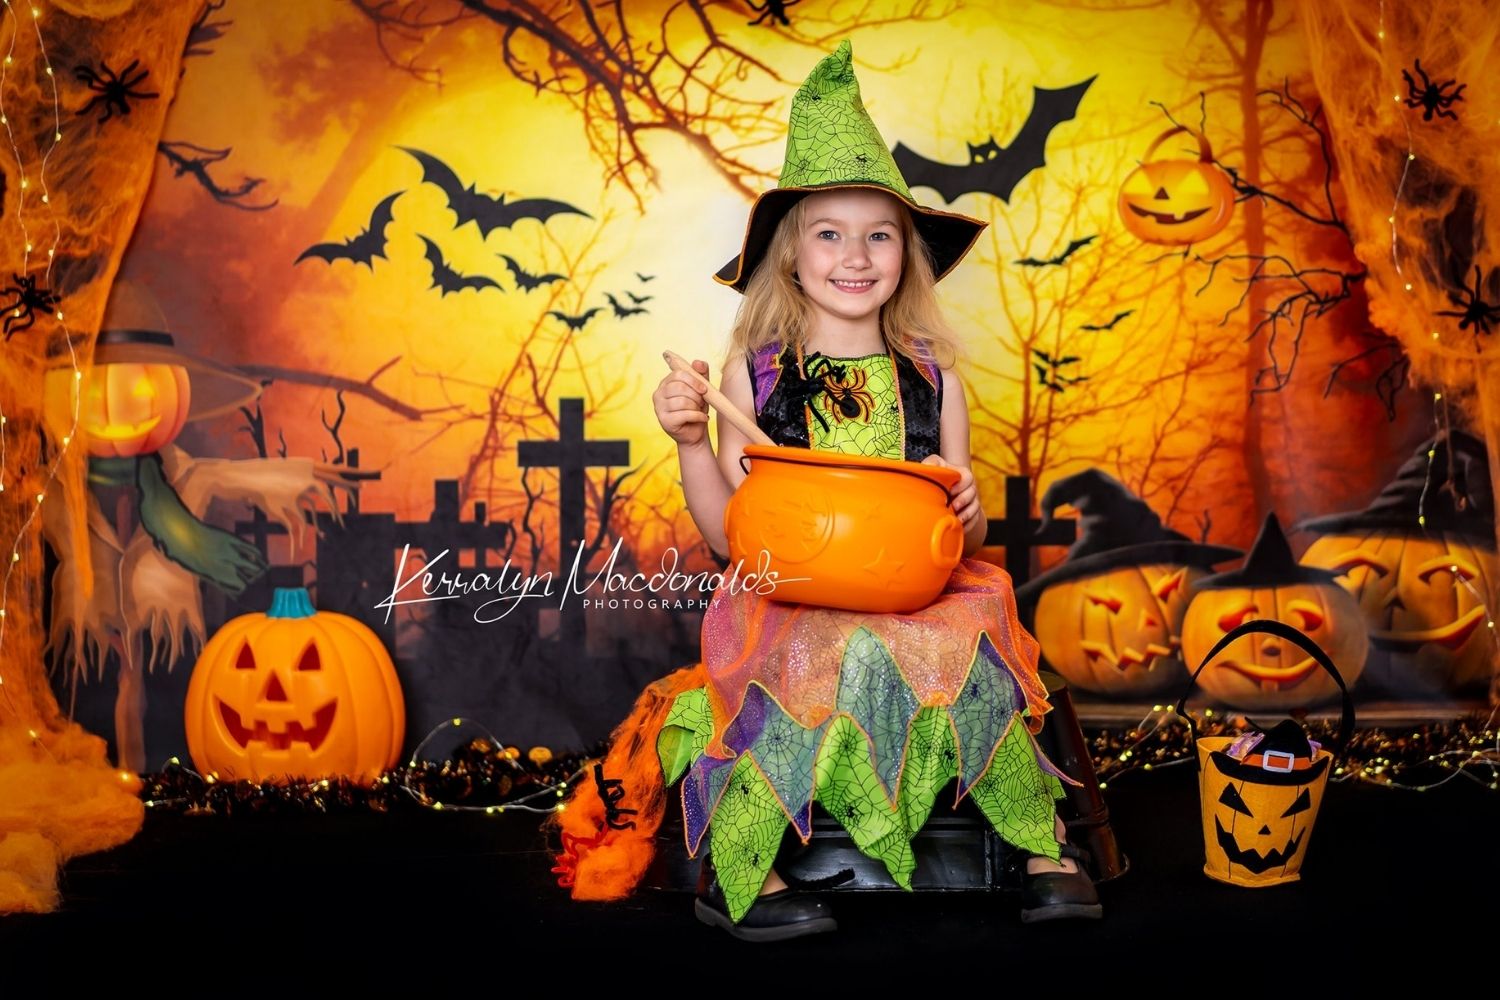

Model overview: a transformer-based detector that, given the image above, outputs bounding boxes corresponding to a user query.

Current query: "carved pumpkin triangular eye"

[1280,788,1313,818]
[1218,782,1254,817]
[235,641,256,670]
[295,641,322,672]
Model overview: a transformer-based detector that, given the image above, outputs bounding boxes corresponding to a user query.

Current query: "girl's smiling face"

[793,188,905,332]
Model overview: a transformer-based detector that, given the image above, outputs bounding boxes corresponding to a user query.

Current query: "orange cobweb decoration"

[1298,1,1500,699]
[0,0,201,913]
[546,662,707,900]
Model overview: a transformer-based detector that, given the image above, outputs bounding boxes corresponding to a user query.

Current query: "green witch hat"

[713,39,988,293]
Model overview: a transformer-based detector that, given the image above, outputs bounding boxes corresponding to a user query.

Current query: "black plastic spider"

[74,59,159,123]
[1,274,60,339]
[1402,58,1466,122]
[1435,266,1500,339]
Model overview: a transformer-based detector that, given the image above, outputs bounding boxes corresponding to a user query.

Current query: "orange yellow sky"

[115,0,1421,563]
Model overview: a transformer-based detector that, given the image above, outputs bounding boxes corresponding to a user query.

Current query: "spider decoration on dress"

[1402,58,1466,122]
[1435,266,1500,344]
[1,274,60,339]
[785,353,878,431]
[74,59,159,123]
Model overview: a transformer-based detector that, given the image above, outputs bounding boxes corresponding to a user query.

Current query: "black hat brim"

[1015,540,1243,604]
[714,183,987,293]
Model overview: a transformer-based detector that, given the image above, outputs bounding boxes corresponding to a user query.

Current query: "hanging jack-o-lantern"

[1298,431,1496,696]
[1180,514,1368,710]
[185,588,405,784]
[1117,126,1236,245]
[42,325,262,457]
[1017,469,1241,698]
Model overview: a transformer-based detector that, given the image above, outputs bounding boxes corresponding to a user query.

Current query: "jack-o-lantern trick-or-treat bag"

[1176,619,1353,888]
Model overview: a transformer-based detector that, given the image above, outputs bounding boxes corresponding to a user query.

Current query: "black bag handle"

[1173,618,1355,767]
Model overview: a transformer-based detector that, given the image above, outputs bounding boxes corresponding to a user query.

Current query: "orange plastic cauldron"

[724,444,965,613]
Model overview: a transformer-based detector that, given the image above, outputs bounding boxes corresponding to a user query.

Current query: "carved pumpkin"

[1034,563,1209,696]
[1301,531,1496,694]
[1197,725,1331,888]
[43,360,192,458]
[1118,126,1235,245]
[1180,515,1367,710]
[1015,469,1241,698]
[185,588,405,784]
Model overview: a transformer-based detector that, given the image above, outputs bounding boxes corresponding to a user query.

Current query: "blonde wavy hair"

[722,189,969,374]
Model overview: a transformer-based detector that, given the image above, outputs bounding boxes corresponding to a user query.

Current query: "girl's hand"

[654,358,712,447]
[922,454,982,528]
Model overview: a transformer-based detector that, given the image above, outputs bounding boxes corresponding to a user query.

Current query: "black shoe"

[1020,843,1103,923]
[694,868,837,943]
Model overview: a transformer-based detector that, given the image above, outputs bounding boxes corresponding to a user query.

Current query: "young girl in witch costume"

[551,39,1100,941]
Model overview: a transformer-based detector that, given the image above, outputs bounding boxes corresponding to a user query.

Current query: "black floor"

[4,763,1496,980]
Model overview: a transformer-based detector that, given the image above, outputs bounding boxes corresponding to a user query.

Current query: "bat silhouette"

[497,253,566,292]
[295,191,402,268]
[1015,235,1096,267]
[547,307,604,332]
[603,292,649,318]
[635,272,656,283]
[1080,309,1133,331]
[1034,349,1089,393]
[625,291,654,305]
[419,236,501,295]
[891,76,1095,203]
[399,146,592,238]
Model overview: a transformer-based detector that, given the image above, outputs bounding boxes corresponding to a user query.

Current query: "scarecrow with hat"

[40,282,362,773]
[553,40,1104,939]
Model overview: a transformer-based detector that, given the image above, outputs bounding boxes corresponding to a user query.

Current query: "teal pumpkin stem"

[268,587,317,619]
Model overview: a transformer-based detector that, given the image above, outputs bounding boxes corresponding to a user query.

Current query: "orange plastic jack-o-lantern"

[185,588,405,784]
[43,360,191,458]
[1180,515,1367,710]
[1034,564,1210,697]
[1118,126,1236,245]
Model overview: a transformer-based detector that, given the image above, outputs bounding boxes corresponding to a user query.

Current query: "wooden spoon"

[662,350,776,447]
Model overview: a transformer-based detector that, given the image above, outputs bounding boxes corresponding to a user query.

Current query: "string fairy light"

[140,717,592,816]
[0,0,84,716]
[1091,703,1500,793]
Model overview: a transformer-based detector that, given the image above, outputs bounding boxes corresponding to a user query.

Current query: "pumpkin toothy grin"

[219,699,337,751]
[1081,638,1180,673]
[1215,818,1305,874]
[1126,204,1210,226]
[1371,605,1486,652]
[1217,656,1320,691]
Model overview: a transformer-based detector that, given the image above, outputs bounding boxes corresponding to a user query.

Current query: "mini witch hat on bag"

[1175,619,1354,888]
